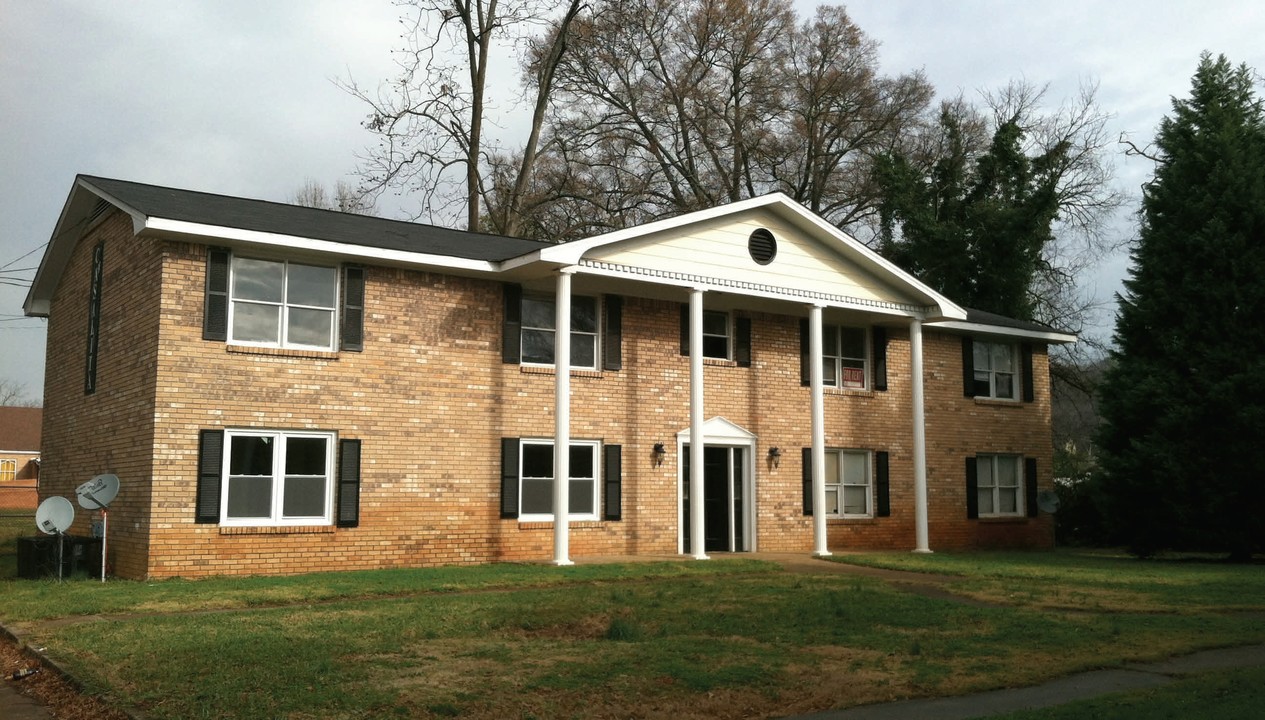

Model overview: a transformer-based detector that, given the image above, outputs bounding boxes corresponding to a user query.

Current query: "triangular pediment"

[537,194,965,320]
[676,416,757,442]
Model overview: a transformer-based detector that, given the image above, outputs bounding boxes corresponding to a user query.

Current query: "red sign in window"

[842,367,865,388]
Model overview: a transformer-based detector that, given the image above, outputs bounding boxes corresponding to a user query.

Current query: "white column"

[689,288,708,560]
[809,304,831,557]
[910,317,931,553]
[552,269,575,566]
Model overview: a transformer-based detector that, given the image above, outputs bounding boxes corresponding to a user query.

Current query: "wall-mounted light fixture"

[768,446,782,468]
[652,442,667,467]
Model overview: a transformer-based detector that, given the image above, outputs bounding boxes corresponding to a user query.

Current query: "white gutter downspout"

[689,288,708,560]
[810,304,831,557]
[911,317,931,553]
[552,269,575,566]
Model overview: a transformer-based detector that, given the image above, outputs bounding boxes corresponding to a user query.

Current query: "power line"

[0,243,47,272]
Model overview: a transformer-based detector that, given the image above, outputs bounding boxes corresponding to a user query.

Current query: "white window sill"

[226,344,339,361]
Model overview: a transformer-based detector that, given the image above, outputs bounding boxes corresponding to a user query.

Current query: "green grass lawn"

[2,551,1262,719]
[992,666,1265,720]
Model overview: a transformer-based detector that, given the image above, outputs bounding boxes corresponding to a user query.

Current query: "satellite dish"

[1037,490,1061,514]
[77,474,120,509]
[35,496,75,535]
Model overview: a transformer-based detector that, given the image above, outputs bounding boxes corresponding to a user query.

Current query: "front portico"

[523,193,966,563]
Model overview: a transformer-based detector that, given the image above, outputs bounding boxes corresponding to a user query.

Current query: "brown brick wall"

[44,224,1055,579]
[39,211,161,578]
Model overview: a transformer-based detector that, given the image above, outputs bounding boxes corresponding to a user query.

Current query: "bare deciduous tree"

[340,0,584,235]
[0,379,39,407]
[291,179,376,214]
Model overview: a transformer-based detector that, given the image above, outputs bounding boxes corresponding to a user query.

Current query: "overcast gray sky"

[3,0,1263,404]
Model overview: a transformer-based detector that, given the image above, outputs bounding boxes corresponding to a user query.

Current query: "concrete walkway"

[792,643,1265,719]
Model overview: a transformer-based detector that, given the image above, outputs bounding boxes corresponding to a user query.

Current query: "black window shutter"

[203,247,230,341]
[195,430,224,523]
[801,447,813,516]
[502,284,522,363]
[84,242,104,395]
[966,456,979,519]
[341,266,365,352]
[1025,457,1039,518]
[872,326,888,392]
[500,438,520,519]
[962,336,976,397]
[337,439,362,528]
[603,295,623,371]
[735,317,752,367]
[875,451,890,517]
[679,304,689,356]
[1021,343,1035,402]
[604,444,622,521]
[799,318,810,386]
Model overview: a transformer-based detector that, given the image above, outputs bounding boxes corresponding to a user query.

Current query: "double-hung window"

[0,459,15,483]
[824,449,871,517]
[976,454,1022,517]
[972,340,1018,399]
[701,310,731,359]
[518,439,599,521]
[222,430,335,526]
[521,295,598,369]
[230,257,338,350]
[823,326,868,389]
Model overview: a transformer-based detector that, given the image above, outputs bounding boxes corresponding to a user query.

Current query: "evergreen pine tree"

[1097,54,1265,559]
[876,108,1064,320]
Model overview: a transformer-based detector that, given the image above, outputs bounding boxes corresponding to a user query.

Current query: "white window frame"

[0,459,16,483]
[823,325,869,390]
[823,449,872,518]
[973,340,1019,400]
[518,439,600,522]
[977,454,1023,517]
[220,429,336,527]
[701,309,731,360]
[520,294,599,370]
[228,256,339,351]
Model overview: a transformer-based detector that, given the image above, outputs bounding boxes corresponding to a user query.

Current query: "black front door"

[682,445,746,553]
[703,447,730,551]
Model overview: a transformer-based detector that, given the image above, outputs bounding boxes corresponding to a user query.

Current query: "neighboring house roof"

[0,406,42,453]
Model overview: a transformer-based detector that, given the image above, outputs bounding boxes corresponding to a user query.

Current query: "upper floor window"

[701,310,731,359]
[222,430,335,527]
[972,340,1018,400]
[823,326,868,389]
[521,295,598,369]
[230,258,338,350]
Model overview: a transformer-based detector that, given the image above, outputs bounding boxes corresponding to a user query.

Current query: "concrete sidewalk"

[792,644,1265,720]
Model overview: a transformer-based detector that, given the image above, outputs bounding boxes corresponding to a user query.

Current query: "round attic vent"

[748,228,777,265]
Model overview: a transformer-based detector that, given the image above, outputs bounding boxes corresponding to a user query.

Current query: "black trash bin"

[16,535,103,579]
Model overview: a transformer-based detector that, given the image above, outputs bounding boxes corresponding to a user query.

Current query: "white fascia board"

[142,217,500,273]
[927,320,1078,344]
[25,178,148,317]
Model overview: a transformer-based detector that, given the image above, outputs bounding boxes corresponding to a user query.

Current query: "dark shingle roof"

[964,307,1073,337]
[81,175,551,262]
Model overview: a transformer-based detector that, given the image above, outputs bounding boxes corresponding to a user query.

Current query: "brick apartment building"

[0,406,41,510]
[24,175,1073,579]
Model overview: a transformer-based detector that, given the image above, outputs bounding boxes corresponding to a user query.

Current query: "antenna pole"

[100,509,108,582]
[57,532,64,582]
